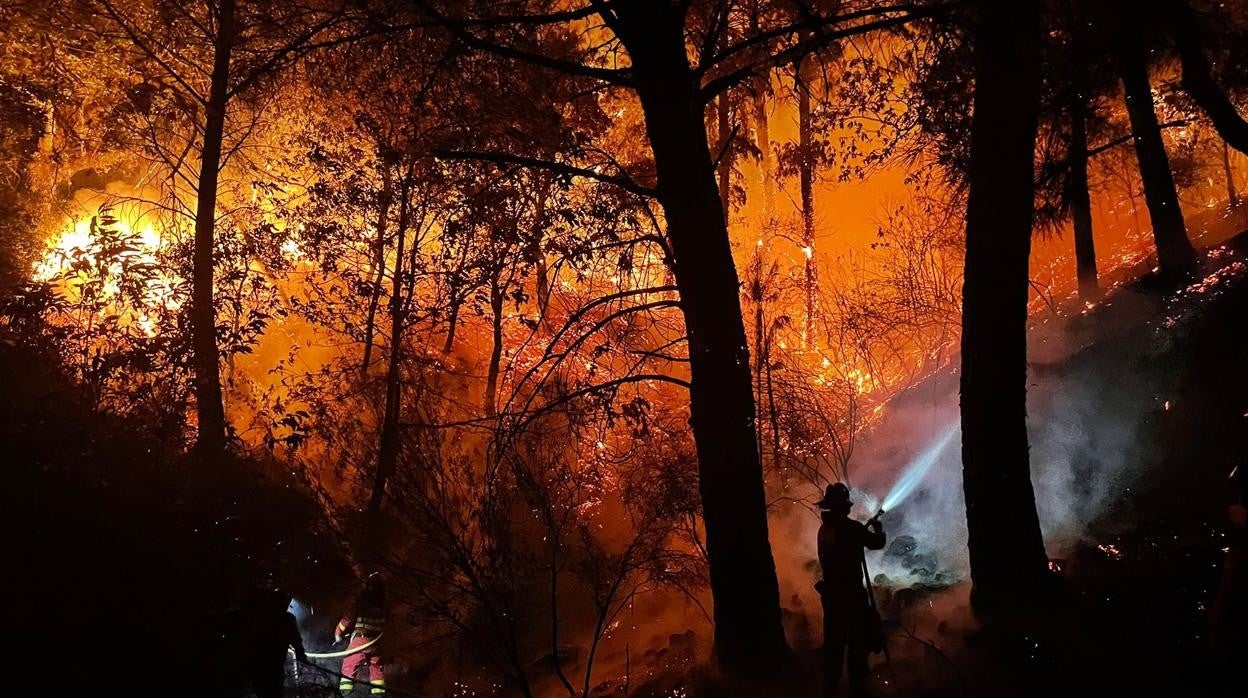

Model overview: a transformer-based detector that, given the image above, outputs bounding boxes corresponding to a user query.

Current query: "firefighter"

[241,587,306,698]
[336,572,387,695]
[815,483,885,697]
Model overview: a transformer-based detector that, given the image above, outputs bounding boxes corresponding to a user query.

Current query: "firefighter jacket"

[337,587,386,640]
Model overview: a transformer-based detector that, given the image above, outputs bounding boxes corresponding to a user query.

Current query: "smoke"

[775,295,1169,599]
[852,396,970,587]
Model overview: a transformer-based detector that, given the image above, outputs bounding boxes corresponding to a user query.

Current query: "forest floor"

[8,223,1248,697]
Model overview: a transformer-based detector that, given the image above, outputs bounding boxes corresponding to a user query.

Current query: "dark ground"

[6,231,1248,696]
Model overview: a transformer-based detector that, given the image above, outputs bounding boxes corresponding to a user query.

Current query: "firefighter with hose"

[335,572,387,694]
[815,483,886,697]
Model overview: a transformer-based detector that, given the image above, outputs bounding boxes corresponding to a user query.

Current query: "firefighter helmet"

[816,482,851,510]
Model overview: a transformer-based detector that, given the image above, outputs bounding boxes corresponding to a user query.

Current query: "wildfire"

[34,209,184,337]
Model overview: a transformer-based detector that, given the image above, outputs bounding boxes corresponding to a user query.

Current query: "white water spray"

[878,424,959,513]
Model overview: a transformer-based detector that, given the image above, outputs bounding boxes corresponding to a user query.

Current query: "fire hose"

[293,659,423,698]
[287,633,416,695]
[289,632,383,659]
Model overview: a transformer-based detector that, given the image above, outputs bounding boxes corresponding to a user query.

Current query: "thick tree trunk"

[191,0,235,454]
[361,163,394,378]
[1168,0,1248,157]
[484,276,504,417]
[960,0,1051,611]
[622,11,788,672]
[369,178,410,514]
[797,54,816,346]
[1112,9,1198,278]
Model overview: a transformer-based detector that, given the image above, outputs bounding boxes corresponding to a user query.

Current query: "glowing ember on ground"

[1097,543,1124,561]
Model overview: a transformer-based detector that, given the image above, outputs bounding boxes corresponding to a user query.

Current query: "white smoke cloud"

[775,297,1168,595]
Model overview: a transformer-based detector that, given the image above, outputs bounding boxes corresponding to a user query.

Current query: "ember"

[1098,544,1125,561]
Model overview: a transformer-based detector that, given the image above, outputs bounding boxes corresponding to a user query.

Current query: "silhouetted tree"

[959,0,1051,610]
[1098,0,1197,278]
[95,0,355,452]
[1167,0,1248,156]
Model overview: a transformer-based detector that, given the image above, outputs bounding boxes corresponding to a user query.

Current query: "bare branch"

[699,4,950,103]
[433,149,655,197]
[410,0,633,87]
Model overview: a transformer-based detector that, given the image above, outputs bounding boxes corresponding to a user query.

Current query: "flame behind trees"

[5,0,1248,692]
[91,0,360,453]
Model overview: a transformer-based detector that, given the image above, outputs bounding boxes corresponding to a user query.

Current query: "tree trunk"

[1112,8,1198,278]
[749,7,774,219]
[797,52,817,346]
[442,291,461,353]
[1168,0,1248,157]
[443,246,469,353]
[1066,34,1099,298]
[751,253,766,463]
[531,187,552,323]
[484,276,504,417]
[1069,101,1098,298]
[621,10,789,672]
[717,91,732,218]
[369,176,410,514]
[960,0,1051,611]
[1223,140,1240,210]
[754,89,774,218]
[1066,2,1098,298]
[38,100,54,154]
[191,0,235,454]
[765,337,780,462]
[361,162,394,378]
